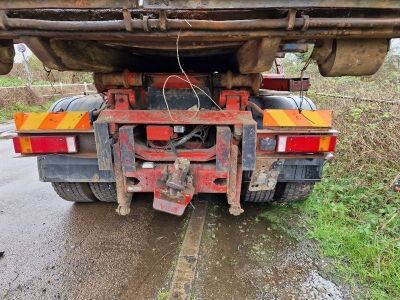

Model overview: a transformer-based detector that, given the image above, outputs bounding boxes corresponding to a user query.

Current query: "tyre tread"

[278,182,315,202]
[51,182,97,202]
[242,182,275,203]
[89,182,117,202]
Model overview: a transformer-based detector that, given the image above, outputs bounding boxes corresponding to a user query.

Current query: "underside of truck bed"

[0,0,399,75]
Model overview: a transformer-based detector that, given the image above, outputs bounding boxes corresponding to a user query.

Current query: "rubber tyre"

[89,182,117,202]
[241,182,275,203]
[275,182,315,203]
[51,182,97,202]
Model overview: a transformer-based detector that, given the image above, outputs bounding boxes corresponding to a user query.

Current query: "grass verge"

[0,101,54,123]
[282,53,400,298]
[298,70,399,298]
[301,169,400,299]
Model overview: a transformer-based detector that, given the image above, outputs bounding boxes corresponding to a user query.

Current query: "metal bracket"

[249,158,284,191]
[123,9,133,32]
[216,126,232,172]
[242,123,257,171]
[119,125,136,174]
[94,122,113,171]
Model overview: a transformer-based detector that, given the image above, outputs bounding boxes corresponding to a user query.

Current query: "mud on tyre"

[275,182,315,203]
[241,183,275,203]
[241,171,275,203]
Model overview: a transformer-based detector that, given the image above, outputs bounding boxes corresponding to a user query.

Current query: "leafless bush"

[8,55,92,84]
[0,83,95,108]
[0,86,43,107]
[312,90,400,179]
[283,53,400,179]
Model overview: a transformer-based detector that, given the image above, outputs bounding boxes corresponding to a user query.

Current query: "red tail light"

[277,135,336,153]
[13,136,78,154]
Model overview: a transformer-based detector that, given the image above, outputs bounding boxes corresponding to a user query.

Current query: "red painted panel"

[146,125,174,141]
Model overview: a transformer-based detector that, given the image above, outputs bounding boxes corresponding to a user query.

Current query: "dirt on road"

[0,137,353,300]
[0,138,187,299]
[193,203,353,300]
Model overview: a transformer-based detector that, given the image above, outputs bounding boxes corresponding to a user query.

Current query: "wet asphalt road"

[0,138,187,299]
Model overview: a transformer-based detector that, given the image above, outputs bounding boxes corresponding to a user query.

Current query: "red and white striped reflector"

[277,135,337,153]
[13,136,78,154]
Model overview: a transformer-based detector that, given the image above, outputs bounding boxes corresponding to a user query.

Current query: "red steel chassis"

[94,93,257,215]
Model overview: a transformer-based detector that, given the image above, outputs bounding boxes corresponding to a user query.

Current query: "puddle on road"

[193,198,350,300]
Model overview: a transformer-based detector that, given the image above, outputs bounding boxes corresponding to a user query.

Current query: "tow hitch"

[153,158,195,216]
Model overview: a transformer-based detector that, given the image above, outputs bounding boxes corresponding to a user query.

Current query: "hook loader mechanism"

[12,71,335,216]
[4,1,400,216]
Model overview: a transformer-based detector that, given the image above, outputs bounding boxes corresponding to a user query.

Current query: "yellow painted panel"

[56,112,85,130]
[19,113,48,131]
[267,110,297,126]
[263,109,332,128]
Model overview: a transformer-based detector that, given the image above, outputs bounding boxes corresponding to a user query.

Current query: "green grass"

[0,76,25,87]
[301,168,400,299]
[156,289,170,300]
[282,53,400,298]
[0,101,53,123]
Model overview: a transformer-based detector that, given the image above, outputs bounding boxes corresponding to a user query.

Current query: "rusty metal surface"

[215,126,231,172]
[93,122,113,171]
[248,158,282,192]
[242,123,257,171]
[0,0,139,9]
[95,73,260,93]
[3,15,400,32]
[0,4,399,75]
[314,38,389,77]
[94,71,143,92]
[1,0,400,9]
[134,142,216,162]
[142,0,400,9]
[119,125,136,174]
[0,40,14,74]
[113,142,132,216]
[125,164,228,194]
[1,28,398,40]
[227,143,244,216]
[96,110,256,125]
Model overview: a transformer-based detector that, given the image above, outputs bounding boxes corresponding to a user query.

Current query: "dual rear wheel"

[52,181,315,204]
[52,182,117,203]
[241,181,315,204]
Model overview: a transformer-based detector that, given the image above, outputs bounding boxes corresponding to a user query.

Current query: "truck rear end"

[2,1,399,216]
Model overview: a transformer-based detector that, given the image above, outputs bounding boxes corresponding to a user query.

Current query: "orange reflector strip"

[19,137,33,153]
[263,109,332,128]
[319,136,331,152]
[14,112,91,131]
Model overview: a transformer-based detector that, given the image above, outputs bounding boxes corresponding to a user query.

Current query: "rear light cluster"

[260,135,337,153]
[13,136,78,154]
